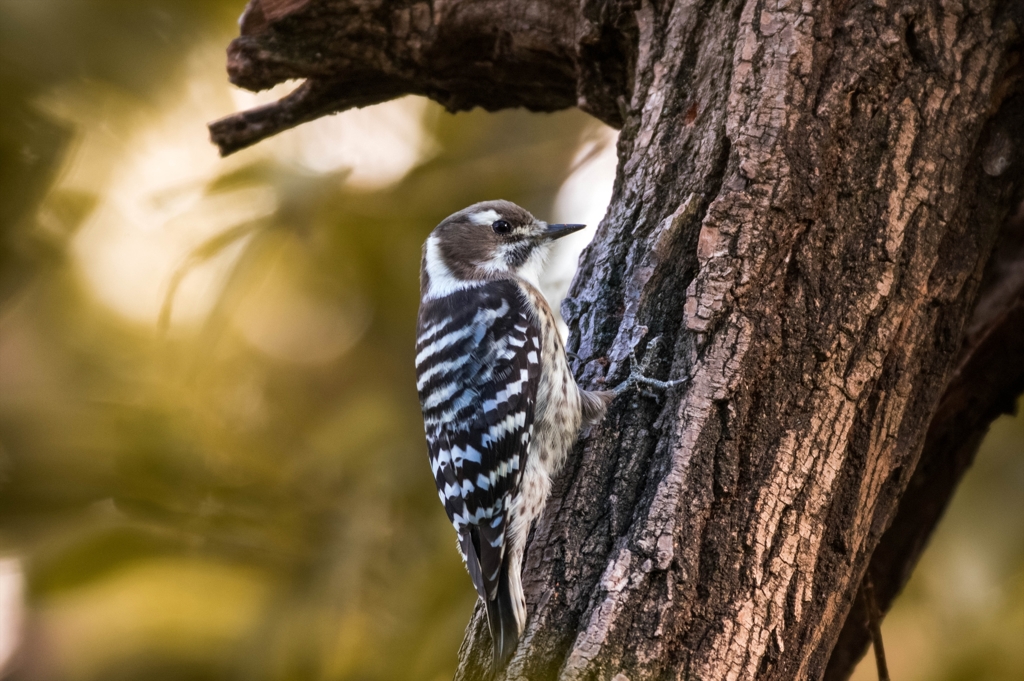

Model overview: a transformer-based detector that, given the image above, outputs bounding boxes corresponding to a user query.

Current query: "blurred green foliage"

[0,2,599,679]
[0,2,1020,681]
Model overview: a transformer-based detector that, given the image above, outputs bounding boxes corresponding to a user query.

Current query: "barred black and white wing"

[415,280,540,602]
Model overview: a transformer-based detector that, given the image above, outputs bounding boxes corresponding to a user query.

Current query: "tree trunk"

[209,1,1024,679]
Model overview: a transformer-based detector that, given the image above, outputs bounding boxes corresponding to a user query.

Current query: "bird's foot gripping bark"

[613,348,687,398]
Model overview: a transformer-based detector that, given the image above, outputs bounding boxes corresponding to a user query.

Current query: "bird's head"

[421,200,584,299]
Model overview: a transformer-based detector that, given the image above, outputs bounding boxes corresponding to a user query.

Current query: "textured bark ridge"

[209,1,1023,679]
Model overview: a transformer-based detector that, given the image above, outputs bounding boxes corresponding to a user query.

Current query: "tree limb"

[207,0,629,155]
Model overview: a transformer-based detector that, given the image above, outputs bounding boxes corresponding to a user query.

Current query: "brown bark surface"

[210,1,1023,679]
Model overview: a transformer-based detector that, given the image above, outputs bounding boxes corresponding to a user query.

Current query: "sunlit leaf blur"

[0,2,1019,681]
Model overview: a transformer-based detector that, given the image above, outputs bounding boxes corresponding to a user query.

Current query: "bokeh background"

[0,2,1019,680]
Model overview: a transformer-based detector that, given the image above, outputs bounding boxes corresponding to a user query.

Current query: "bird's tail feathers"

[484,554,521,670]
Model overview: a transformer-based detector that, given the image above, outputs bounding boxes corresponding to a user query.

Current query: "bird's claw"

[612,348,687,397]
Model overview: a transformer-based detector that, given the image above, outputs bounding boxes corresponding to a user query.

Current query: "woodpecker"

[414,200,681,667]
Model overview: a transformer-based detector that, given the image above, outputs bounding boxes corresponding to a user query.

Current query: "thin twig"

[862,572,891,681]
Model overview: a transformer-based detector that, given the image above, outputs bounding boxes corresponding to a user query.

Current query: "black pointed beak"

[543,223,586,241]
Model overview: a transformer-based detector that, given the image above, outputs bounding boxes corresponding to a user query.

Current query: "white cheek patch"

[478,242,519,274]
[469,209,502,226]
[477,234,547,284]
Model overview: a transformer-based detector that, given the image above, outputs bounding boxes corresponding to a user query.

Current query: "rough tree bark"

[209,1,1023,679]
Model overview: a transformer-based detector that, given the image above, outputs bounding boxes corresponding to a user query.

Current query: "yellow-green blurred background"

[0,2,1019,680]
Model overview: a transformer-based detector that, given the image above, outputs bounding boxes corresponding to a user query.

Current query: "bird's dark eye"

[491,219,512,234]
